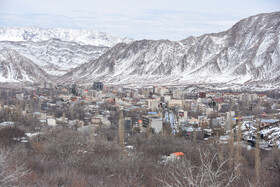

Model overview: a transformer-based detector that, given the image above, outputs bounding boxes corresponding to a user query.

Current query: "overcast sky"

[0,0,279,40]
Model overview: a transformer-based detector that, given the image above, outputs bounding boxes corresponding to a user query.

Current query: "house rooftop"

[172,152,184,157]
[260,119,280,123]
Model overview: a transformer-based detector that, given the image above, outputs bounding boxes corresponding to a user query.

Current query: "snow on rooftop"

[25,132,43,138]
[260,119,280,123]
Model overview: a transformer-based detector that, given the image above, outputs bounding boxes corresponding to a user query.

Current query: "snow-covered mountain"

[0,12,279,86]
[0,27,132,47]
[0,47,51,83]
[61,12,280,87]
[0,39,109,75]
[0,27,131,76]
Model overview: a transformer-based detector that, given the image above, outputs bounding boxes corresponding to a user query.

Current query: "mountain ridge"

[0,47,51,83]
[0,39,110,76]
[60,12,280,87]
[0,26,133,47]
[0,12,279,88]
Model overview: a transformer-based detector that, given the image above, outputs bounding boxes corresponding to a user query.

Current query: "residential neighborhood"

[1,83,279,149]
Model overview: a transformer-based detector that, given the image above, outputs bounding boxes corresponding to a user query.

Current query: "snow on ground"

[240,121,280,148]
[0,121,14,127]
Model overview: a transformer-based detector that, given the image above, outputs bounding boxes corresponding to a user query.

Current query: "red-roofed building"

[165,152,185,163]
[213,97,223,103]
[172,152,184,157]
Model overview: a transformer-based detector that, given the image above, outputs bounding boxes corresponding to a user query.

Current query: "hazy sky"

[0,0,279,40]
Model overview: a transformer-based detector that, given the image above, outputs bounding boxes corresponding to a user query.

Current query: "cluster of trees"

[0,124,279,186]
[0,88,280,186]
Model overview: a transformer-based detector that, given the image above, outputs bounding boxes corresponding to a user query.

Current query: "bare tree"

[228,122,234,170]
[236,121,242,175]
[263,146,280,186]
[0,149,29,186]
[118,110,125,149]
[217,134,224,163]
[156,148,239,187]
[146,117,153,140]
[41,129,86,163]
[255,126,261,181]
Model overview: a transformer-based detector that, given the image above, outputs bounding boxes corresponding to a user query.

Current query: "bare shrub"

[41,129,86,163]
[34,169,88,187]
[0,126,25,147]
[0,149,29,186]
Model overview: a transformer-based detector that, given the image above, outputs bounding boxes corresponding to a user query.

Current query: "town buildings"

[0,83,279,149]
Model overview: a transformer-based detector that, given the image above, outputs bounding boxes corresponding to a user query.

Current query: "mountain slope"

[0,47,51,83]
[0,27,132,47]
[61,12,280,86]
[0,39,109,75]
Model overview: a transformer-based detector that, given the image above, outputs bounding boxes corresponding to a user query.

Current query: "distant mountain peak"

[0,27,133,47]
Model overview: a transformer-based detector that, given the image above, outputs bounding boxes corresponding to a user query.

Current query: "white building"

[150,118,163,134]
[47,118,56,126]
[173,89,184,100]
[147,99,159,110]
